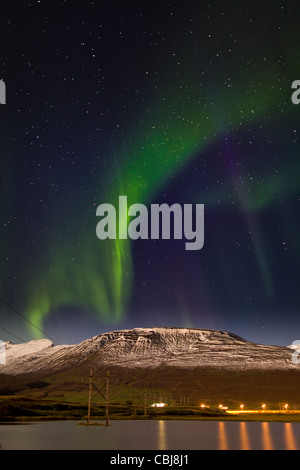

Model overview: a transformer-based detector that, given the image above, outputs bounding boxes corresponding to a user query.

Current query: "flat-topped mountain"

[0,327,296,376]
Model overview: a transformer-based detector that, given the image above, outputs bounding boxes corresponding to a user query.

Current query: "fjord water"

[0,420,300,450]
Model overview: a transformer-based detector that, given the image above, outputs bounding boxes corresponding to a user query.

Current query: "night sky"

[0,1,299,346]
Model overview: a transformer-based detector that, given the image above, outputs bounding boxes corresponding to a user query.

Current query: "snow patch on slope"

[5,339,54,359]
[0,327,297,376]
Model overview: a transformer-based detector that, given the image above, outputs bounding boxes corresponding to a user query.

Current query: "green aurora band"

[26,55,299,338]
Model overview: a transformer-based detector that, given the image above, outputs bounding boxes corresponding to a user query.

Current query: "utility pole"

[134,392,137,415]
[87,369,93,424]
[144,390,147,417]
[106,370,109,426]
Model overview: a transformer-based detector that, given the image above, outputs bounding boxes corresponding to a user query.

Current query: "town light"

[218,404,228,410]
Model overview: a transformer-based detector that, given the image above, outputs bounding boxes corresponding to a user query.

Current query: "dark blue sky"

[0,0,299,347]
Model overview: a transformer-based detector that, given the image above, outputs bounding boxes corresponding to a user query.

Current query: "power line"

[0,297,58,344]
[0,325,57,356]
[0,325,28,344]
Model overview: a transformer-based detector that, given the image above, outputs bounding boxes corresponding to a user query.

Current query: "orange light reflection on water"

[284,423,297,450]
[261,422,273,450]
[240,422,251,450]
[158,420,167,450]
[218,422,228,450]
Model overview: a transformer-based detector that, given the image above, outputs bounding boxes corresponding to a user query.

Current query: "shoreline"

[2,412,300,424]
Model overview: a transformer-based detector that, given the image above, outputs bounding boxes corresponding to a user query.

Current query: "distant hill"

[1,328,300,411]
[0,327,296,376]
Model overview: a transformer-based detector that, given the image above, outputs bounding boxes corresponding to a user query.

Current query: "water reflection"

[261,422,273,450]
[217,421,299,450]
[240,422,251,450]
[284,423,297,450]
[1,420,300,450]
[158,420,167,450]
[218,422,228,450]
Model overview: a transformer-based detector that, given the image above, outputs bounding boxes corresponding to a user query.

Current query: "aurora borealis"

[0,1,299,345]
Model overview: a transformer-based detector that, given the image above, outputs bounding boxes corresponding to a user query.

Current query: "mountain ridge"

[0,326,296,376]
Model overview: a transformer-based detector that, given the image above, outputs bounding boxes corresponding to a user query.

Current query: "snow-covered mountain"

[0,327,296,376]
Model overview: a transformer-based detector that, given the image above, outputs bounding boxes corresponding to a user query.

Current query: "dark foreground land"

[1,396,300,423]
[1,366,300,422]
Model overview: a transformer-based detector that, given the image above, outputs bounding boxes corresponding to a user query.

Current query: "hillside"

[0,327,295,376]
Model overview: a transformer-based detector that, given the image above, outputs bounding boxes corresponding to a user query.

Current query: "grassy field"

[1,396,300,423]
[1,366,300,422]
